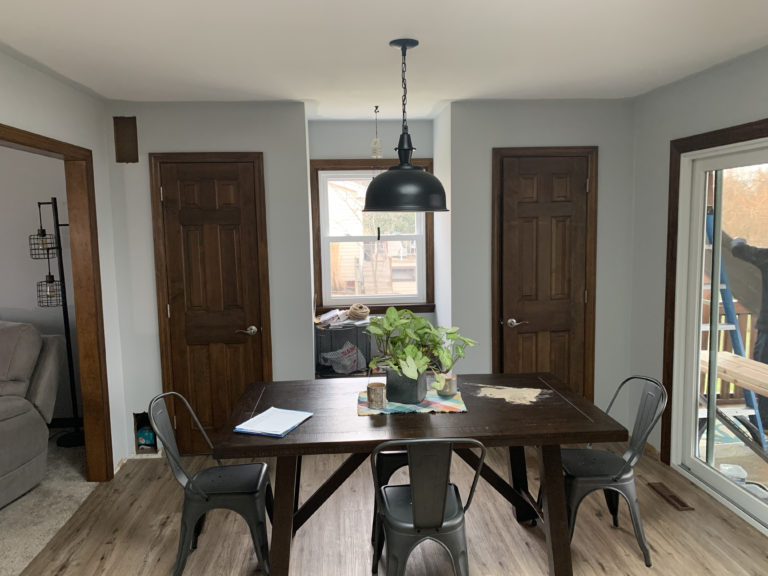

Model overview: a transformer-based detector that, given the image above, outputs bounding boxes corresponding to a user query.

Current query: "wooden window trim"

[310,158,435,314]
[663,117,768,464]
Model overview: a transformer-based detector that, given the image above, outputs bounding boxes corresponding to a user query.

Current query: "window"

[310,159,434,312]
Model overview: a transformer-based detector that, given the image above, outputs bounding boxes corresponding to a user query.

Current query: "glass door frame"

[672,136,768,531]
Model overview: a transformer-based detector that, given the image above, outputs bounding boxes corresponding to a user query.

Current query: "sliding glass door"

[674,140,768,529]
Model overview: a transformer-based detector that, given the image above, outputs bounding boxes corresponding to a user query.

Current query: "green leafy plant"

[366,307,476,387]
[423,325,476,389]
[367,307,431,380]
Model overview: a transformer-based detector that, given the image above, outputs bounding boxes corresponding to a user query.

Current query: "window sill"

[316,303,435,315]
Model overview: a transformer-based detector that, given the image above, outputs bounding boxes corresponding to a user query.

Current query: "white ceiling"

[2,0,768,119]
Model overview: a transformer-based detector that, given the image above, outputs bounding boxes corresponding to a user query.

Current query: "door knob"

[236,325,259,336]
[506,318,529,329]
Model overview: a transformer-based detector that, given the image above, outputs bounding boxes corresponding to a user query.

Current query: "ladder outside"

[705,209,767,450]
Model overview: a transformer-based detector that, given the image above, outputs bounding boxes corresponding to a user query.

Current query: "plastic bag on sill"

[319,341,366,374]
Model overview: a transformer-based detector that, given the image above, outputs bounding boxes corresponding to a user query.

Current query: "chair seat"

[381,483,463,531]
[190,462,269,496]
[561,448,631,480]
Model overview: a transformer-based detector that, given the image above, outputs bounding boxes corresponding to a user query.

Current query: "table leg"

[270,455,299,576]
[508,446,538,523]
[293,455,302,513]
[537,445,573,576]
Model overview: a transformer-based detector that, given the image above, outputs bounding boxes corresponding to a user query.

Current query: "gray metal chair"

[370,450,409,550]
[560,375,667,568]
[371,438,486,576]
[149,392,273,576]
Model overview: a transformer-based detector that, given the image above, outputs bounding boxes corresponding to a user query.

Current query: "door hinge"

[585,177,589,193]
[173,414,177,429]
[167,304,171,319]
[160,186,164,202]
[584,289,588,304]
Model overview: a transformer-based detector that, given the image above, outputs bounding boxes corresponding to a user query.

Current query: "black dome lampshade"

[364,39,448,213]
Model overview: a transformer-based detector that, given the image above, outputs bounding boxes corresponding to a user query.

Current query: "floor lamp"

[29,197,82,447]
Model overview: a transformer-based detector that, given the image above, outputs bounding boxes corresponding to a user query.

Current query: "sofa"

[0,320,66,509]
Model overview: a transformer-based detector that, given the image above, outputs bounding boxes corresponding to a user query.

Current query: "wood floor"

[22,446,768,575]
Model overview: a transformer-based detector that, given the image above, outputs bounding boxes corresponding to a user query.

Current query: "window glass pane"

[326,177,417,236]
[328,240,419,297]
[696,164,768,494]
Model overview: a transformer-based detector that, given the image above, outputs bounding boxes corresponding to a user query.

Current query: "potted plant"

[422,325,476,396]
[367,307,475,403]
[367,307,431,403]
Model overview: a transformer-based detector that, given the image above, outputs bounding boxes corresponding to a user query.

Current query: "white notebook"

[234,407,313,438]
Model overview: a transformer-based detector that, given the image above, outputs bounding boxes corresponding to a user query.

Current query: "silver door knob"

[236,325,259,336]
[506,318,529,329]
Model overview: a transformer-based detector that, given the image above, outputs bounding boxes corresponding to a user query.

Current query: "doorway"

[492,147,597,399]
[150,153,272,454]
[0,122,113,482]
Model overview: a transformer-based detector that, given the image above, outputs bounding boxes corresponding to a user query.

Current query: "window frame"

[310,158,435,314]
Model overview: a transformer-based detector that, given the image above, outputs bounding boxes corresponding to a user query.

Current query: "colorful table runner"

[357,389,467,415]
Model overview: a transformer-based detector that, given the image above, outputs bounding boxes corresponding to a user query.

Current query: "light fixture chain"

[401,47,408,131]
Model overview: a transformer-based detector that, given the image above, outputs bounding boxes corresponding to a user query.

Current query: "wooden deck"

[21,445,768,575]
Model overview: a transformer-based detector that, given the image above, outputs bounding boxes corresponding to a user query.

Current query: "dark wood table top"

[214,372,627,459]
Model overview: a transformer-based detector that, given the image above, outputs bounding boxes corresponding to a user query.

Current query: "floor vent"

[649,482,694,511]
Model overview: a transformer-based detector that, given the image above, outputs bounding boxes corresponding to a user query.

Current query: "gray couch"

[0,321,65,509]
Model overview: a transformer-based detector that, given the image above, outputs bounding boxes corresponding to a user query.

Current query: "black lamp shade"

[364,131,447,212]
[364,165,447,212]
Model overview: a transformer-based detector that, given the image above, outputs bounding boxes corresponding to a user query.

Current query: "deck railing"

[700,301,758,403]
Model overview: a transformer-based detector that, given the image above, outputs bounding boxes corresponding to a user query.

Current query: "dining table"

[213,372,627,576]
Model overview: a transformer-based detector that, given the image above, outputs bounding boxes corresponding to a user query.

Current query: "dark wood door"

[155,155,271,453]
[493,149,596,398]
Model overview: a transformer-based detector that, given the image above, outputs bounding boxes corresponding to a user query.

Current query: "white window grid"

[318,170,427,306]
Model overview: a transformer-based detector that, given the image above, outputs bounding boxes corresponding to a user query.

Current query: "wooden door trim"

[0,122,112,482]
[149,152,273,403]
[663,118,768,464]
[308,158,435,312]
[491,146,598,401]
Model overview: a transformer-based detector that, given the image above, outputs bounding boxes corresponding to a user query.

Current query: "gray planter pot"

[386,369,427,404]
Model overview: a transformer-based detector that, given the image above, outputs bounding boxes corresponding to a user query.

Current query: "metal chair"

[370,450,409,551]
[560,375,667,568]
[371,438,486,576]
[149,392,273,576]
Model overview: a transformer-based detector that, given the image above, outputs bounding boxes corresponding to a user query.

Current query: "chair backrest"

[148,391,216,498]
[371,438,486,530]
[605,376,667,475]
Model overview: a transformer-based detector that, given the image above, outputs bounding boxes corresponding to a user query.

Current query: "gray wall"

[0,146,81,419]
[433,105,452,328]
[631,45,768,447]
[308,119,433,159]
[106,101,313,436]
[450,100,636,426]
[0,47,130,465]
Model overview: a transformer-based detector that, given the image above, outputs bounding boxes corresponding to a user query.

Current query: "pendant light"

[364,38,447,212]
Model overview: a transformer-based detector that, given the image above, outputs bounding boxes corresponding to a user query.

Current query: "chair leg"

[242,503,271,576]
[372,514,385,573]
[604,489,620,527]
[192,513,206,550]
[370,502,378,545]
[436,524,469,576]
[619,482,652,567]
[266,482,275,524]
[565,479,589,542]
[174,505,198,576]
[383,528,413,576]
